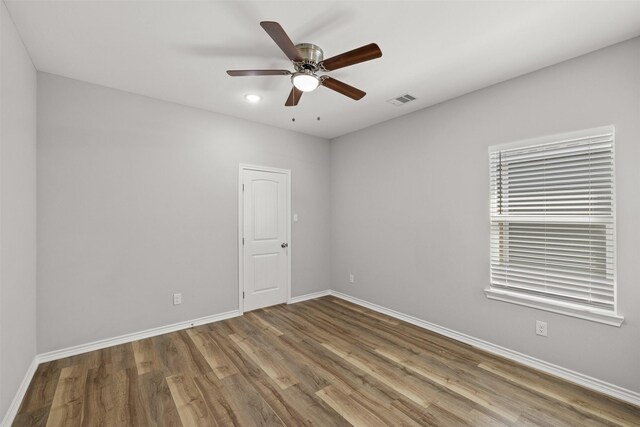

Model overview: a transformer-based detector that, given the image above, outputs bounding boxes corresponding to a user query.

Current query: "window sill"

[484,288,624,327]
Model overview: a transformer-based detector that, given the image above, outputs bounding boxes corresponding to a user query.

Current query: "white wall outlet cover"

[536,320,548,337]
[173,293,182,305]
[293,213,299,222]
[349,274,355,284]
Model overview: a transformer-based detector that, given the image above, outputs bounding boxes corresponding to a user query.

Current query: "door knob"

[281,243,288,248]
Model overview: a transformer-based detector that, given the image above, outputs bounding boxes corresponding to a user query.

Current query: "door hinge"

[243,292,245,299]
[242,184,245,191]
[242,237,245,245]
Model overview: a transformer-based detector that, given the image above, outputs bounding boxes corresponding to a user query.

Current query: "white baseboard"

[1,357,38,427]
[37,309,241,363]
[330,290,640,407]
[289,290,331,304]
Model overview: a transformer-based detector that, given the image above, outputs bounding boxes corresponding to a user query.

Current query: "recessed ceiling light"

[244,94,261,103]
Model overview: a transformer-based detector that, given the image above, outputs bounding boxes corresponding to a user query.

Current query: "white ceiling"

[6,0,640,139]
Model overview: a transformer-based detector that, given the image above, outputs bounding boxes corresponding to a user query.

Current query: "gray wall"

[37,73,331,353]
[331,37,640,393]
[0,0,37,419]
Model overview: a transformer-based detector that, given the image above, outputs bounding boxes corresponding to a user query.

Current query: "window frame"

[484,126,624,327]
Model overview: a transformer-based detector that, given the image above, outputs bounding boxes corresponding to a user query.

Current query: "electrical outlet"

[536,320,547,337]
[173,293,182,305]
[293,213,299,222]
[349,274,355,284]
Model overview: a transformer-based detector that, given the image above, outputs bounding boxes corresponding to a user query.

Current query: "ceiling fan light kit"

[227,21,382,106]
[292,71,320,92]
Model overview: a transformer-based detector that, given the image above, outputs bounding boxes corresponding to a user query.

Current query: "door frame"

[238,164,292,314]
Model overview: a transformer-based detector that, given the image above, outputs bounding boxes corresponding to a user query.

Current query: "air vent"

[387,93,417,106]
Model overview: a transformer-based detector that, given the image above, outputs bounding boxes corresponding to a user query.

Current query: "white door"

[241,168,290,312]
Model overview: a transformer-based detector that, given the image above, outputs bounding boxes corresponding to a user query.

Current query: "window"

[485,126,623,326]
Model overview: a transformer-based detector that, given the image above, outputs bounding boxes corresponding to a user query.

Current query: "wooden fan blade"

[285,86,303,106]
[321,77,366,100]
[227,70,291,76]
[320,43,382,71]
[260,21,303,62]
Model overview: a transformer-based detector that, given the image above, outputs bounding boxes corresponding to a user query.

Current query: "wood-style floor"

[13,296,640,426]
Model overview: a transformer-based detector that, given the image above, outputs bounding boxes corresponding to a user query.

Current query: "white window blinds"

[487,126,622,325]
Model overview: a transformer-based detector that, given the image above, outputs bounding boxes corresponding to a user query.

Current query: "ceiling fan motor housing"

[295,43,323,71]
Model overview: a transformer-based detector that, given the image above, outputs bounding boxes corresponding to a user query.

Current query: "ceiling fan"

[227,21,382,106]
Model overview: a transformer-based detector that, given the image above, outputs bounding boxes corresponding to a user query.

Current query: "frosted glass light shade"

[292,73,320,92]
